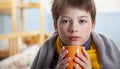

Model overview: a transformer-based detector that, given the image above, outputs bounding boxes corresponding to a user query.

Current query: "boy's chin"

[67,42,83,46]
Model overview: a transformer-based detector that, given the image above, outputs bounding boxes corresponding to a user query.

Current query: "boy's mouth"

[69,36,80,41]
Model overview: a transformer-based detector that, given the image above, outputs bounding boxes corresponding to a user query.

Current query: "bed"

[0,0,47,59]
[0,31,50,58]
[0,44,40,69]
[0,31,50,69]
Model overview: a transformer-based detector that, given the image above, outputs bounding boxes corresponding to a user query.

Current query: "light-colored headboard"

[0,1,11,14]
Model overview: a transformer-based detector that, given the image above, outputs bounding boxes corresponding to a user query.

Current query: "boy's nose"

[69,23,78,33]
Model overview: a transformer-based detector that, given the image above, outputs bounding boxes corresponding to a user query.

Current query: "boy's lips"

[69,36,80,41]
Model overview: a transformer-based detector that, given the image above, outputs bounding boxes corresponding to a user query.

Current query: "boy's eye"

[61,20,70,24]
[79,20,86,24]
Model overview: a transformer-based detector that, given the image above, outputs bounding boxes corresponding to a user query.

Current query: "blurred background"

[95,0,120,46]
[0,0,120,69]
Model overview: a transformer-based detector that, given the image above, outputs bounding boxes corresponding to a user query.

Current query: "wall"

[0,0,120,46]
[95,12,120,46]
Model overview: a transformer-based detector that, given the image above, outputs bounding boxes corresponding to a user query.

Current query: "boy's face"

[54,6,95,46]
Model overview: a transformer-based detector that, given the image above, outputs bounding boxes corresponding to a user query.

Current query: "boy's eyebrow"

[79,15,90,19]
[60,15,91,19]
[60,16,71,19]
[60,16,70,18]
[79,16,92,21]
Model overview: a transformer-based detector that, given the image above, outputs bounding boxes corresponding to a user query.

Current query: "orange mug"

[64,46,84,69]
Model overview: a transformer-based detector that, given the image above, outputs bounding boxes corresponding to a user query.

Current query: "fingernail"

[83,47,85,51]
[74,64,79,69]
[66,50,68,53]
[74,58,79,62]
[62,47,65,50]
[77,53,80,57]
[67,63,69,66]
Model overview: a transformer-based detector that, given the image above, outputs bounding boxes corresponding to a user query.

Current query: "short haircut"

[51,0,96,23]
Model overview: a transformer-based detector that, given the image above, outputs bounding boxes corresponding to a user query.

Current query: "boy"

[31,0,120,69]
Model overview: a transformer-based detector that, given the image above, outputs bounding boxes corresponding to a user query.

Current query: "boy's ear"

[54,22,58,32]
[92,20,96,31]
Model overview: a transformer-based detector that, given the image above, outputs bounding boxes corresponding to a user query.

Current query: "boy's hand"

[56,47,70,69]
[74,48,91,69]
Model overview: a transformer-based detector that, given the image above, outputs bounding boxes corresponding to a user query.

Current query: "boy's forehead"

[57,6,92,20]
[60,6,90,16]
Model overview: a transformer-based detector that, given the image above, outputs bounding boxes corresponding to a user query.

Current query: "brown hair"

[51,0,96,23]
